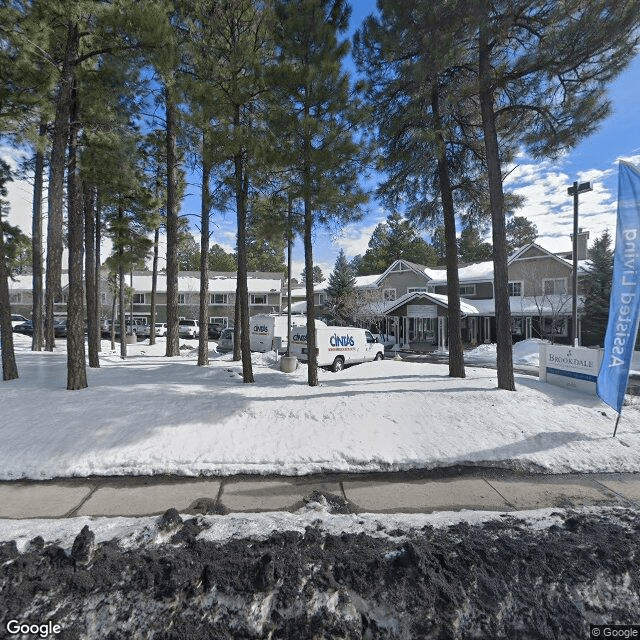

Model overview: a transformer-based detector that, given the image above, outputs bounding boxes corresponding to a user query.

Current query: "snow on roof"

[355,274,381,288]
[9,273,70,290]
[423,261,494,284]
[128,274,282,294]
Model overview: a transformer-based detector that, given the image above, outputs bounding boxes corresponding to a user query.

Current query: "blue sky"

[3,1,640,281]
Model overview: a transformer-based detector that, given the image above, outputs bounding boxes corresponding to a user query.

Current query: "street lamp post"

[567,180,592,346]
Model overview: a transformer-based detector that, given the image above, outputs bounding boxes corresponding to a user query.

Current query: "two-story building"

[378,241,588,349]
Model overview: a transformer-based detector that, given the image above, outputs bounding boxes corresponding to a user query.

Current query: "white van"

[249,314,324,353]
[292,326,385,372]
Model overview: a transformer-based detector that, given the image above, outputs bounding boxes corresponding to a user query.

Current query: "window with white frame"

[210,293,228,305]
[543,278,567,295]
[407,287,428,293]
[508,281,523,297]
[178,293,186,304]
[251,294,267,305]
[383,288,396,301]
[318,293,325,304]
[132,293,145,304]
[209,316,228,326]
[459,284,476,296]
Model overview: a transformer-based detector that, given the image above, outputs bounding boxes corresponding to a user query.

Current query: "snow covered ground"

[2,334,640,479]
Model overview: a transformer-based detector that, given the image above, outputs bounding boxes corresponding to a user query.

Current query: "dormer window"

[459,284,476,296]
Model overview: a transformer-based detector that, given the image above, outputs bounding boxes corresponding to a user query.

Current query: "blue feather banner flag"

[597,161,640,413]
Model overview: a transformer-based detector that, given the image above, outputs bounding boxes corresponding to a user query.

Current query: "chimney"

[570,228,590,261]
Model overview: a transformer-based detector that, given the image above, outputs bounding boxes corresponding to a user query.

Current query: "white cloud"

[504,156,617,252]
[331,213,385,258]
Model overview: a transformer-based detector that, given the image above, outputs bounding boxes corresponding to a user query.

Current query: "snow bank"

[1,333,639,479]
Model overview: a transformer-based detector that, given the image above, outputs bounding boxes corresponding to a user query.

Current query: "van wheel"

[375,351,384,361]
[331,356,345,372]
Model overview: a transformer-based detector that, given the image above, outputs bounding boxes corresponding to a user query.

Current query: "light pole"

[567,180,592,346]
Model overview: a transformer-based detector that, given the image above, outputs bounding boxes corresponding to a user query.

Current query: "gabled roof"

[375,259,433,286]
[383,291,479,316]
[508,242,573,270]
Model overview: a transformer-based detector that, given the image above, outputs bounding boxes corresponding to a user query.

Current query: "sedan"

[13,320,34,335]
[11,314,28,329]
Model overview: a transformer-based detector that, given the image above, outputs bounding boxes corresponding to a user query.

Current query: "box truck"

[249,314,325,353]
[291,325,385,372]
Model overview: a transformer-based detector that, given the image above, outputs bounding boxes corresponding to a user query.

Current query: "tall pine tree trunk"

[150,225,159,345]
[165,84,179,357]
[235,146,253,383]
[66,81,87,390]
[0,205,18,381]
[233,290,241,361]
[84,182,99,368]
[46,21,78,351]
[117,207,127,359]
[303,124,318,387]
[198,141,211,367]
[31,119,46,352]
[479,24,515,391]
[432,84,465,378]
[303,197,318,387]
[94,191,101,356]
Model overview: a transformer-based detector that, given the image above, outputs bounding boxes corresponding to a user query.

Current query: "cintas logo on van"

[330,333,355,347]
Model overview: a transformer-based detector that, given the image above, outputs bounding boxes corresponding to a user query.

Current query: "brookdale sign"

[539,344,603,396]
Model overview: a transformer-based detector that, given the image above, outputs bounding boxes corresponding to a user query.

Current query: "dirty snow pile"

[1,502,639,640]
[1,333,640,479]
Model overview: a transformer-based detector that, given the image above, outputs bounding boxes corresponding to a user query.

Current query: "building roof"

[126,274,282,294]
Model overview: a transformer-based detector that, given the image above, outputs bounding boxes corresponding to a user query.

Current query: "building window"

[178,294,186,304]
[542,316,568,336]
[210,316,228,326]
[9,292,22,303]
[251,294,267,305]
[508,281,523,297]
[407,287,428,293]
[511,317,524,335]
[210,293,228,305]
[459,284,476,296]
[543,278,567,295]
[318,293,325,305]
[383,288,396,301]
[132,293,145,304]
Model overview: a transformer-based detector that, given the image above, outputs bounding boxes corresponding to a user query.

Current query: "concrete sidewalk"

[1,468,639,520]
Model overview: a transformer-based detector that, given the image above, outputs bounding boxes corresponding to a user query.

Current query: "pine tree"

[471,0,640,390]
[357,212,438,275]
[505,216,538,254]
[458,226,492,264]
[355,0,484,379]
[300,266,325,284]
[269,0,367,387]
[325,249,356,325]
[0,159,18,381]
[581,230,614,347]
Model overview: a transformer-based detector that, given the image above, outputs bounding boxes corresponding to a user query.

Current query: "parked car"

[11,314,28,329]
[178,319,199,338]
[207,323,225,339]
[13,320,33,335]
[53,319,67,338]
[216,327,235,352]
